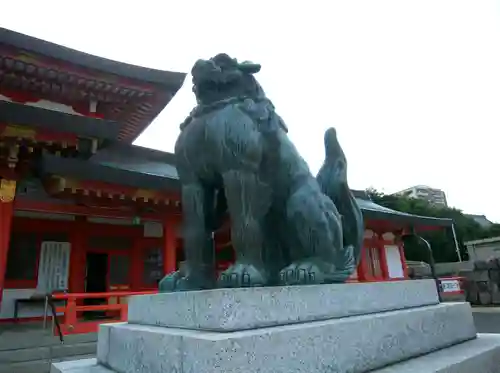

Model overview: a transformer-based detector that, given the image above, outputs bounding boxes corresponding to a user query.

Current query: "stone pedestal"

[51,280,500,373]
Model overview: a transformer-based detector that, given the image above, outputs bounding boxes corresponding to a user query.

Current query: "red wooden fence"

[52,290,157,335]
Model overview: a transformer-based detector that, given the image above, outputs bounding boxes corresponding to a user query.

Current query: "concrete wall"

[0,289,65,320]
[0,289,44,319]
[435,261,474,276]
[468,242,500,262]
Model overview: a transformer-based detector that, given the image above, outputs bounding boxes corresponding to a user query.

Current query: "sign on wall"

[36,241,71,294]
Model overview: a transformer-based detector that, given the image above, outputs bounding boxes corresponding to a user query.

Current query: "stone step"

[52,342,97,360]
[0,330,97,351]
[51,358,111,373]
[52,333,500,373]
[97,302,475,373]
[0,359,50,373]
[1,354,95,373]
[374,333,500,372]
[0,342,97,364]
[128,279,439,331]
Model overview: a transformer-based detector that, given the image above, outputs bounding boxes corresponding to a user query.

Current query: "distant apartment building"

[394,185,448,207]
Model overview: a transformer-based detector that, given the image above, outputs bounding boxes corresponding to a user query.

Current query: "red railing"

[52,290,157,335]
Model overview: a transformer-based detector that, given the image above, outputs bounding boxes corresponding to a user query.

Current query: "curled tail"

[316,127,364,281]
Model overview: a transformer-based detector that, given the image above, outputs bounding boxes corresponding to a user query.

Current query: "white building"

[394,185,448,207]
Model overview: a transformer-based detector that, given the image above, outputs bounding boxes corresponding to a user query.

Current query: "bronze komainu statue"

[159,53,364,291]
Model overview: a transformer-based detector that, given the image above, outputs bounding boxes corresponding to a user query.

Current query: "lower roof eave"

[361,208,453,231]
[35,156,454,231]
[39,154,180,192]
[0,101,122,141]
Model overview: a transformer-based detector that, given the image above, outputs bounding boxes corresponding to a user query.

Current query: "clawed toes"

[279,267,315,285]
[217,263,269,288]
[279,261,325,285]
[158,270,215,292]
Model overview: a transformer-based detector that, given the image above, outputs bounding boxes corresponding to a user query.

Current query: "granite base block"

[99,302,475,373]
[128,279,439,331]
[374,333,500,373]
[51,334,500,373]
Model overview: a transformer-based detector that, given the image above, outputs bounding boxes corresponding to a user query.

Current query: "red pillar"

[0,180,15,306]
[131,237,142,290]
[163,217,178,275]
[69,216,86,294]
[357,247,369,281]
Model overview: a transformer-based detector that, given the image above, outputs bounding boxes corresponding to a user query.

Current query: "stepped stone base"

[52,280,500,373]
[375,333,500,373]
[97,303,474,373]
[127,279,438,331]
[51,334,500,373]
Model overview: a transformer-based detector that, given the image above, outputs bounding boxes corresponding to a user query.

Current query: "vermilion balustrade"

[52,290,157,335]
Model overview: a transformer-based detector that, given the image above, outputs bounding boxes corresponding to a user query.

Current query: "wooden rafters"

[0,47,156,102]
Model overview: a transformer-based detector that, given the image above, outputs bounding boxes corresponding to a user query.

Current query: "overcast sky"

[3,0,500,221]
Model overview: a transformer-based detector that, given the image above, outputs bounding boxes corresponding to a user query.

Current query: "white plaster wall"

[0,94,83,116]
[382,232,395,241]
[385,245,404,279]
[364,230,374,239]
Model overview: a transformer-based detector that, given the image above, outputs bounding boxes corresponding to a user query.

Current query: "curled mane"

[180,54,280,131]
[191,53,265,104]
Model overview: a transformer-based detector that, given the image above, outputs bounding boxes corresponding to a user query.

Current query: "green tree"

[365,189,496,263]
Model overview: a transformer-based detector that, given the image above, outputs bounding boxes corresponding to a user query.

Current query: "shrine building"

[0,28,454,326]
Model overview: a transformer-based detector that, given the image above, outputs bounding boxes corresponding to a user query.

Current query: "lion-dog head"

[191,53,264,105]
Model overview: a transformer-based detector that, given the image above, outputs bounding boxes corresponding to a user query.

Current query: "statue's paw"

[158,271,183,292]
[279,257,333,286]
[158,269,214,293]
[217,261,269,288]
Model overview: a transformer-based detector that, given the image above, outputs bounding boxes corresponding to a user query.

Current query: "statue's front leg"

[159,182,216,292]
[217,170,272,288]
[279,185,346,286]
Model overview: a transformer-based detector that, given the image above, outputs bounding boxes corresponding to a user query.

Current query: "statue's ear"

[238,61,261,74]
